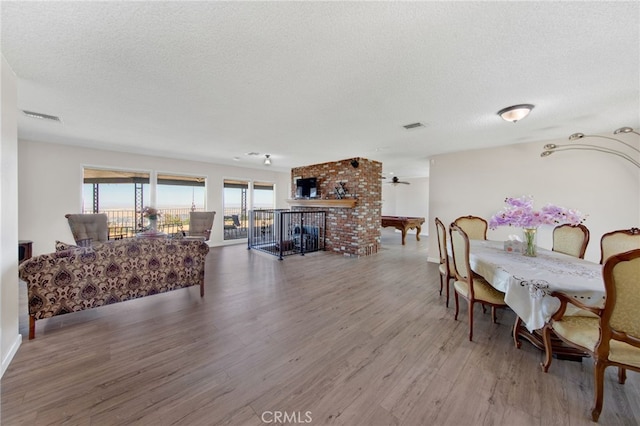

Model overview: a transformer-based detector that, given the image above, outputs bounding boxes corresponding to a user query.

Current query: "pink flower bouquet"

[142,206,161,220]
[489,196,585,230]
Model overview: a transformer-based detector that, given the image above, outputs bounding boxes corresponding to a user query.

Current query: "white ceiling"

[1,1,638,178]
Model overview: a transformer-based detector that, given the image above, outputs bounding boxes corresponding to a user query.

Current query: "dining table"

[467,239,605,358]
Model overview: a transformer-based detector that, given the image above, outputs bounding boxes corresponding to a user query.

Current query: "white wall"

[1,55,21,378]
[382,176,429,235]
[428,137,640,263]
[18,140,291,255]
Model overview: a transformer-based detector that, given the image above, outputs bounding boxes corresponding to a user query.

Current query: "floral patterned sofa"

[18,238,209,339]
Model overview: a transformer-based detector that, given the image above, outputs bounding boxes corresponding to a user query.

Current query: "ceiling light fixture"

[264,154,271,166]
[613,126,640,136]
[497,104,535,123]
[540,127,640,168]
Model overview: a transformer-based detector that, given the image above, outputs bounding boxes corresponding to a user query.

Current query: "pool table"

[381,216,426,245]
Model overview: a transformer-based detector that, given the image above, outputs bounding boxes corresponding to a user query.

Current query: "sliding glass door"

[223,180,275,240]
[223,179,249,240]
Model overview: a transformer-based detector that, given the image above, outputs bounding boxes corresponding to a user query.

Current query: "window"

[83,168,208,238]
[223,179,249,240]
[156,173,207,236]
[82,168,150,239]
[253,182,275,210]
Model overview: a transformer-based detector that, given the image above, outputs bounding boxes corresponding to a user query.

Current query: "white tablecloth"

[467,240,604,331]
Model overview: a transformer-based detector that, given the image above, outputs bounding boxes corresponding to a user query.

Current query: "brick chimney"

[291,158,382,257]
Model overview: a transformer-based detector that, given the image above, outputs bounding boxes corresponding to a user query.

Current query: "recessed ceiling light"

[22,110,62,123]
[233,157,241,161]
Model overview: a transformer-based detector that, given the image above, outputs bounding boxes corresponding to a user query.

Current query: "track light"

[264,154,271,165]
[540,128,639,168]
[614,127,640,136]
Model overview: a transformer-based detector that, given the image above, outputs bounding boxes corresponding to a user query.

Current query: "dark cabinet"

[19,240,32,264]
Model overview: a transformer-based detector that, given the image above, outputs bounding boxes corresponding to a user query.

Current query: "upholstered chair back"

[65,213,108,246]
[435,218,449,268]
[606,251,640,338]
[435,217,455,306]
[453,215,487,240]
[552,224,590,259]
[600,228,640,264]
[449,223,471,282]
[189,211,216,240]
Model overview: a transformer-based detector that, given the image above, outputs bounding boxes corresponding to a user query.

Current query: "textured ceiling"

[1,1,638,178]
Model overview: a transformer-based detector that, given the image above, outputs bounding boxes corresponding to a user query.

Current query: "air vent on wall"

[22,110,62,123]
[403,122,425,130]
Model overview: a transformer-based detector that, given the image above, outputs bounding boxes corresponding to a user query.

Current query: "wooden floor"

[2,229,639,425]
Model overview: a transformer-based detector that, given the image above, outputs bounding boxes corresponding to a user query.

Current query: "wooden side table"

[19,240,33,263]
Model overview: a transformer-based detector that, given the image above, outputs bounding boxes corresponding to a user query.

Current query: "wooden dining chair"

[550,224,596,319]
[449,223,507,341]
[541,248,640,422]
[552,223,590,259]
[453,215,488,240]
[600,227,640,264]
[435,217,454,307]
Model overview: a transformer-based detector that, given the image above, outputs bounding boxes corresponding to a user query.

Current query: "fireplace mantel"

[286,199,357,208]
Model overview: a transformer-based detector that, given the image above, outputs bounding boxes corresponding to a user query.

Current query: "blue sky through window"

[83,183,273,210]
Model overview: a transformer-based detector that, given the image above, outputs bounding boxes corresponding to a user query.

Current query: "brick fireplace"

[289,158,382,257]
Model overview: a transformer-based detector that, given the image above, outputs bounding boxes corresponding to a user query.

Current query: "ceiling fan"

[387,176,410,185]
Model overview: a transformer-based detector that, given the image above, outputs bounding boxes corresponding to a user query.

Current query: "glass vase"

[522,227,538,257]
[148,216,158,232]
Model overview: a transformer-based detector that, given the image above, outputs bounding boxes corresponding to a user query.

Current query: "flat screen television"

[296,177,318,198]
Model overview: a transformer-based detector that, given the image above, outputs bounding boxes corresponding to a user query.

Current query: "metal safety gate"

[248,209,326,260]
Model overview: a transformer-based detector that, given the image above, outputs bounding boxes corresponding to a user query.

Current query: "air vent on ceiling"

[245,152,260,156]
[22,110,62,123]
[403,122,425,130]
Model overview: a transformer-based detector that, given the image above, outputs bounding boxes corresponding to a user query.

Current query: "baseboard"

[211,239,247,248]
[1,333,22,378]
[427,257,439,264]
[391,229,428,236]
